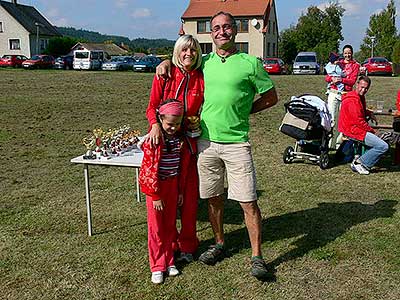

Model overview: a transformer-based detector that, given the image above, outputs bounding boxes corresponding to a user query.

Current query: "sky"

[18,0,400,51]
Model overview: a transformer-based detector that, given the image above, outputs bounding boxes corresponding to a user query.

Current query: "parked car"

[360,57,393,76]
[54,55,73,70]
[22,55,55,69]
[262,58,289,75]
[292,51,320,75]
[0,54,28,67]
[133,56,162,72]
[102,56,136,71]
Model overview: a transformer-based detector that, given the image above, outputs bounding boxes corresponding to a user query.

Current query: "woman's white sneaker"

[151,271,164,284]
[167,265,179,277]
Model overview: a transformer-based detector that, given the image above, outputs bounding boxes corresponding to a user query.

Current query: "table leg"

[135,168,140,202]
[84,164,93,236]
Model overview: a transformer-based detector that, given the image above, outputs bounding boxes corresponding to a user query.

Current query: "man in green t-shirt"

[197,11,277,280]
[156,11,278,280]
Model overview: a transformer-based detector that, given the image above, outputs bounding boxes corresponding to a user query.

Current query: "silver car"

[101,56,136,71]
[292,52,320,75]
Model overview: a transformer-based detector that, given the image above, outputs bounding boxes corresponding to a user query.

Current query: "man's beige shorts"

[197,139,257,202]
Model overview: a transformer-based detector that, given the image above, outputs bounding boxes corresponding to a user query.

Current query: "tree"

[279,27,298,63]
[392,38,400,64]
[359,0,397,61]
[44,36,79,56]
[278,2,344,63]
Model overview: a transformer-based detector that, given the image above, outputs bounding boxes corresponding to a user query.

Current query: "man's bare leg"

[208,195,225,245]
[199,195,225,265]
[240,200,269,279]
[240,201,262,257]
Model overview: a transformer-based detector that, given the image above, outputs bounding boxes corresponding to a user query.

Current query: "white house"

[69,42,129,59]
[0,0,60,58]
[180,0,279,58]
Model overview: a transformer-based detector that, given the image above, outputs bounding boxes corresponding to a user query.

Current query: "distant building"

[180,0,278,58]
[69,42,129,58]
[0,0,60,57]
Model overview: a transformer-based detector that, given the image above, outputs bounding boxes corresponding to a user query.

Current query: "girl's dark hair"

[342,44,353,53]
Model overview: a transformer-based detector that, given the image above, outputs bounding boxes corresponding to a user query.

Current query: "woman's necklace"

[217,49,238,63]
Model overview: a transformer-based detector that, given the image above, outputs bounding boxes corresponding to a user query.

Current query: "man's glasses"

[211,24,234,33]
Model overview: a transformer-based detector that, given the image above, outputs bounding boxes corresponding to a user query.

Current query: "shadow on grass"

[199,199,397,281]
[196,189,266,225]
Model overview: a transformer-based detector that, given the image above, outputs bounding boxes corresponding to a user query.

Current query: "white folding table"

[71,150,143,236]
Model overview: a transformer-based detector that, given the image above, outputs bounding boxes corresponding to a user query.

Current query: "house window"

[0,22,3,32]
[267,42,271,57]
[272,43,276,56]
[235,19,248,32]
[197,20,211,33]
[9,39,20,50]
[268,20,271,34]
[200,43,212,54]
[40,39,49,51]
[235,42,248,54]
[273,21,276,35]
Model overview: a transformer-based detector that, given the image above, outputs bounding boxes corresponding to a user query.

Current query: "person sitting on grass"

[338,76,389,175]
[138,99,185,284]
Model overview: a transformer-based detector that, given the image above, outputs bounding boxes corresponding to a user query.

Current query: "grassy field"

[1,68,399,300]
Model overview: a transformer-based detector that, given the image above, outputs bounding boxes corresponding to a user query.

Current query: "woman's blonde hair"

[172,34,202,70]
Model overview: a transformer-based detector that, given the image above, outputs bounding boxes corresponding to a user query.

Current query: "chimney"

[12,0,18,4]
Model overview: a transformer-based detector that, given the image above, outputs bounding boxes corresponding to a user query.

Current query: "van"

[292,52,320,75]
[73,50,105,70]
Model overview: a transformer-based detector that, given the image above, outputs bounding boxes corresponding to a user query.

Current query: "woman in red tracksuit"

[325,44,360,149]
[145,35,204,263]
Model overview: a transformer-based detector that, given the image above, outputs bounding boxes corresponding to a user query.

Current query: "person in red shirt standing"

[325,44,360,149]
[145,34,204,264]
[338,76,389,174]
[139,100,185,284]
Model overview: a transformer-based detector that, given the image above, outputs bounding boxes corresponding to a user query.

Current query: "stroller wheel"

[283,146,294,164]
[319,151,329,169]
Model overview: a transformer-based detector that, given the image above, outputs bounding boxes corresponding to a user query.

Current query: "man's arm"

[251,87,278,114]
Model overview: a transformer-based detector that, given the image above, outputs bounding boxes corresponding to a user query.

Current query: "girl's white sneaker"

[167,265,179,277]
[151,271,164,284]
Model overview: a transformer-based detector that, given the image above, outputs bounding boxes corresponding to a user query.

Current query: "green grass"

[1,68,399,300]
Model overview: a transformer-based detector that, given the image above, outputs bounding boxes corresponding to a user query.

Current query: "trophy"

[186,116,202,138]
[82,136,96,159]
[93,128,104,158]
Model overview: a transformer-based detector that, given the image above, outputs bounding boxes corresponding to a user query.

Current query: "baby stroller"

[279,94,332,169]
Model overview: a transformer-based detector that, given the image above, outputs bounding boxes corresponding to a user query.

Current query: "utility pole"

[370,36,376,58]
[34,22,43,55]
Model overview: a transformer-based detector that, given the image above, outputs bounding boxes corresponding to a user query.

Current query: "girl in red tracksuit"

[139,100,186,284]
[145,35,204,263]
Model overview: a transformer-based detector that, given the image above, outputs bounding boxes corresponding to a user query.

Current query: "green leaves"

[279,3,344,63]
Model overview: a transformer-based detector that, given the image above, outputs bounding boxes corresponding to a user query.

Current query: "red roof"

[182,0,273,19]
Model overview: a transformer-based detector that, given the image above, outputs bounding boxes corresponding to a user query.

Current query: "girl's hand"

[178,194,183,206]
[146,123,163,148]
[153,199,164,211]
